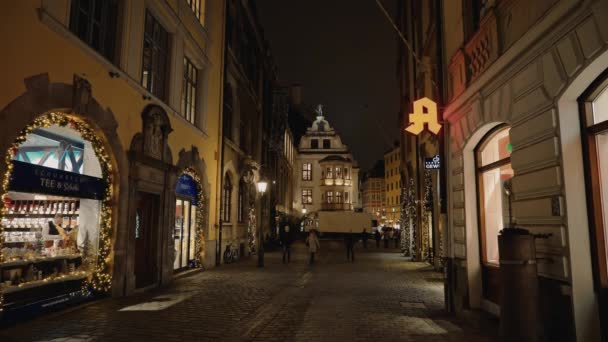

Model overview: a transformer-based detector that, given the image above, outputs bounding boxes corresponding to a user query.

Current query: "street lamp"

[256,179,268,267]
[302,208,307,215]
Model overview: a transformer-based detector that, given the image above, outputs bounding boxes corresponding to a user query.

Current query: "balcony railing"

[321,177,352,186]
[321,203,353,211]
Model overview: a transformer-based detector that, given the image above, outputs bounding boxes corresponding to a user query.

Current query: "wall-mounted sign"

[9,160,106,200]
[176,173,198,204]
[405,97,442,135]
[424,155,441,170]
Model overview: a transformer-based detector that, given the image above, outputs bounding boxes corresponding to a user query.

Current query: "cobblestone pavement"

[0,242,497,342]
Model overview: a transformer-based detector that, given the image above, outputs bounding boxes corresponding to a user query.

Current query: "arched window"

[581,75,608,297]
[238,178,245,223]
[221,173,232,223]
[476,125,513,303]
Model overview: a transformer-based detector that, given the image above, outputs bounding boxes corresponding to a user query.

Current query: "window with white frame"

[181,57,198,124]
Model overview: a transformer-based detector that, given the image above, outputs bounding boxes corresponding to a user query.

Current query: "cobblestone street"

[0,242,497,342]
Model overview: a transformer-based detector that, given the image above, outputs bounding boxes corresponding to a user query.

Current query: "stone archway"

[0,73,129,297]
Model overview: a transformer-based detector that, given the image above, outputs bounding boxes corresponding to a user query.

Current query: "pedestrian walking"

[306,229,320,265]
[345,232,355,262]
[375,229,381,248]
[383,230,389,248]
[361,228,368,249]
[280,224,292,264]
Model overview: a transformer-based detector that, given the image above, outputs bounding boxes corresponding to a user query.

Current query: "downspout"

[216,0,228,267]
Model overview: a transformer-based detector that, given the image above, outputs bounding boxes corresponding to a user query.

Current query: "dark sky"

[256,0,400,171]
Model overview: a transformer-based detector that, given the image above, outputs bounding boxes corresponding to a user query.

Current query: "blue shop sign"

[424,155,441,170]
[9,160,106,200]
[176,174,198,204]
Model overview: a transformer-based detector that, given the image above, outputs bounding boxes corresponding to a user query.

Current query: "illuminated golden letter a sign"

[405,97,442,135]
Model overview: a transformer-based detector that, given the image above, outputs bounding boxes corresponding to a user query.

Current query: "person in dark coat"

[280,224,292,264]
[345,232,355,262]
[361,229,368,249]
[394,229,400,248]
[374,229,381,248]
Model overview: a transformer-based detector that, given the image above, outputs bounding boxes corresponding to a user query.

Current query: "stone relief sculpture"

[72,75,92,115]
[141,105,171,161]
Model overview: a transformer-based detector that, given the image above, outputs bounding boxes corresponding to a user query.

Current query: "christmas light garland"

[1,112,114,312]
[421,170,432,262]
[181,167,206,268]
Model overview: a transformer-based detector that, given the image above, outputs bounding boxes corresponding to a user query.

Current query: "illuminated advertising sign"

[405,97,442,135]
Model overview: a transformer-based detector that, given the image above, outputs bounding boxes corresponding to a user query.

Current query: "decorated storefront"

[173,170,205,271]
[0,112,114,316]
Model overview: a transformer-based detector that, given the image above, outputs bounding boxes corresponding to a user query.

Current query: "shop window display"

[174,174,199,271]
[1,117,111,313]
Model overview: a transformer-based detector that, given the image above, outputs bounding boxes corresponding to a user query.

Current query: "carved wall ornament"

[72,74,92,115]
[141,105,172,161]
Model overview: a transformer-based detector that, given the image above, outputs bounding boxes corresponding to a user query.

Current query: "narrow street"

[0,244,496,342]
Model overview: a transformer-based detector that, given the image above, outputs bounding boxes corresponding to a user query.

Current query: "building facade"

[294,111,360,216]
[384,145,402,228]
[0,0,225,316]
[361,160,386,224]
[438,0,608,340]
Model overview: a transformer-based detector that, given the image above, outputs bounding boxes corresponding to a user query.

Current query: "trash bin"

[498,228,542,342]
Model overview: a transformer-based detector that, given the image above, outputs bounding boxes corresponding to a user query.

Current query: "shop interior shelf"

[2,227,42,232]
[5,213,78,218]
[2,273,88,294]
[1,254,82,269]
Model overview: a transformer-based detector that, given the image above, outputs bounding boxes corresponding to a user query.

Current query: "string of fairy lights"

[1,112,114,311]
[182,167,206,268]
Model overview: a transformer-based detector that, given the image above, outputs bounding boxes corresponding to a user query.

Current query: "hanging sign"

[424,155,441,170]
[176,173,198,204]
[8,160,106,200]
[405,97,442,135]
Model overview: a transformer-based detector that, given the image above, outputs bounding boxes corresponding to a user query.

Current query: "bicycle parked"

[223,243,239,264]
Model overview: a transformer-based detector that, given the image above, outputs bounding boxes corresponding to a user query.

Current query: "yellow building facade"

[383,146,401,227]
[0,0,225,315]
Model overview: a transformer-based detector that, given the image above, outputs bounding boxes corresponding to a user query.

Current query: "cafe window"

[476,126,513,265]
[141,10,169,100]
[302,189,312,204]
[181,57,198,124]
[69,0,119,62]
[581,76,608,290]
[302,163,312,181]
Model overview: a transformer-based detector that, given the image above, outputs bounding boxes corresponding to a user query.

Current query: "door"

[135,191,160,288]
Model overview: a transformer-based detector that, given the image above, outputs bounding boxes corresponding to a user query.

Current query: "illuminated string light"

[181,167,205,268]
[1,112,114,312]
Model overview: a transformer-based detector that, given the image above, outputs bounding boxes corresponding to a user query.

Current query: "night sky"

[256,0,400,171]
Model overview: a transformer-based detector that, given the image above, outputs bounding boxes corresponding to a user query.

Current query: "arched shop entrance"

[174,169,205,271]
[0,112,114,316]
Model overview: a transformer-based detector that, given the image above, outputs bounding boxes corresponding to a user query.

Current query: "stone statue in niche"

[315,104,323,117]
[144,112,164,159]
[72,75,92,115]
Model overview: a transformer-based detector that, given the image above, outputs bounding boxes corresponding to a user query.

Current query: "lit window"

[141,10,169,100]
[302,189,312,204]
[302,163,312,181]
[326,191,333,203]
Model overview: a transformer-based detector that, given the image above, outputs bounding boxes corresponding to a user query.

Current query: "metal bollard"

[498,228,546,342]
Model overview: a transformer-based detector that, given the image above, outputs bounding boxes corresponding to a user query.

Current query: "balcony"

[321,203,353,211]
[321,177,352,186]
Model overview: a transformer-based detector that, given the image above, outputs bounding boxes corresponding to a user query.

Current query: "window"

[69,0,119,61]
[344,168,349,179]
[335,167,342,179]
[221,174,232,223]
[335,192,342,203]
[223,84,233,139]
[477,126,513,265]
[302,189,313,204]
[141,10,169,100]
[186,0,203,20]
[326,191,333,203]
[326,167,333,179]
[311,139,319,149]
[237,179,245,223]
[181,58,198,124]
[302,163,312,181]
[581,77,608,292]
[323,139,331,149]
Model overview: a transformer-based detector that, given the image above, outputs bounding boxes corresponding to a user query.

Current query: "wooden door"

[134,192,160,288]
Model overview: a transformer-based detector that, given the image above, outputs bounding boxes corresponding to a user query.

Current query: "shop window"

[141,10,169,101]
[302,163,312,181]
[221,173,232,223]
[323,139,331,149]
[69,0,119,62]
[476,126,513,265]
[181,57,198,125]
[1,123,106,307]
[311,139,319,149]
[302,189,312,204]
[581,78,608,292]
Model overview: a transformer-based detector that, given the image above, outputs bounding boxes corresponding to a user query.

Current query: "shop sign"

[424,155,441,170]
[405,97,442,135]
[8,160,106,200]
[176,174,198,204]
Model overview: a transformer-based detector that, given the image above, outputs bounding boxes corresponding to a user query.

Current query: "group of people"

[279,225,401,265]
